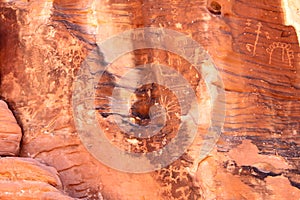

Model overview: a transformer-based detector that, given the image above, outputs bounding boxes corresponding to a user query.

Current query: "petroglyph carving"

[246,22,262,56]
[246,19,252,27]
[265,32,271,40]
[266,42,294,67]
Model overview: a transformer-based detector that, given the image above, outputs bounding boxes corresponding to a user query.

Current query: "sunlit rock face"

[0,157,76,199]
[0,100,22,155]
[282,0,300,45]
[0,0,300,199]
[0,1,161,199]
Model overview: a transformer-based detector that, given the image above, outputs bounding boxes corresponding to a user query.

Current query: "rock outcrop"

[194,141,300,199]
[0,157,76,199]
[0,0,299,199]
[0,100,22,156]
[0,101,76,199]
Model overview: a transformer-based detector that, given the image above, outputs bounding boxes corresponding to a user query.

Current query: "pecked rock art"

[266,42,294,67]
[0,0,299,199]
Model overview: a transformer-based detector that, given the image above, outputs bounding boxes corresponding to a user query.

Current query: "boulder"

[0,100,22,156]
[0,157,76,199]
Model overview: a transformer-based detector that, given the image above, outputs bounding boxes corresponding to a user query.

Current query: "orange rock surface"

[0,181,75,200]
[0,0,299,199]
[194,142,300,200]
[0,157,76,199]
[0,100,22,156]
[0,157,62,188]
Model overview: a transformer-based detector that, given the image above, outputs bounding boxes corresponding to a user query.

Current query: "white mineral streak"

[282,0,300,46]
[95,1,136,75]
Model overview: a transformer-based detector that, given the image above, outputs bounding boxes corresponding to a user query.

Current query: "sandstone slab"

[0,100,22,156]
[0,157,76,199]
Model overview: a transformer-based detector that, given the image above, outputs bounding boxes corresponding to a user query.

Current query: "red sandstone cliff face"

[0,0,299,199]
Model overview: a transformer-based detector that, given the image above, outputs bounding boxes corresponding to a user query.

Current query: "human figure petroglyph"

[246,22,262,56]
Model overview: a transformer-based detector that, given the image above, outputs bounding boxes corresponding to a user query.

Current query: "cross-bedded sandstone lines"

[243,20,295,68]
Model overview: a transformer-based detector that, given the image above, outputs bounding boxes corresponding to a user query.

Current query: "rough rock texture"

[0,98,76,199]
[0,1,161,199]
[282,0,300,44]
[0,100,22,156]
[0,181,75,200]
[0,157,75,200]
[194,141,300,199]
[0,157,62,188]
[0,0,299,199]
